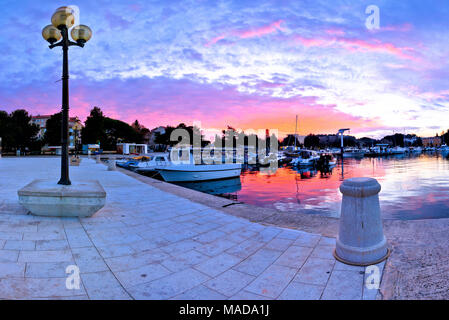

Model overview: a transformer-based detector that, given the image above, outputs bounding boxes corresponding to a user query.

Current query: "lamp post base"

[18,179,106,217]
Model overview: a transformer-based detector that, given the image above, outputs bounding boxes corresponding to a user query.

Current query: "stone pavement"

[0,157,385,300]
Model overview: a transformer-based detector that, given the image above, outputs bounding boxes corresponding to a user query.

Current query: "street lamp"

[42,6,92,185]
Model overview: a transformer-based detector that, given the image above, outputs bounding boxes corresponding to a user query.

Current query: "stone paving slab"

[0,158,386,300]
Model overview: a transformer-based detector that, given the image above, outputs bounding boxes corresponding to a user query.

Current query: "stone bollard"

[108,157,116,171]
[334,177,390,266]
[96,154,101,164]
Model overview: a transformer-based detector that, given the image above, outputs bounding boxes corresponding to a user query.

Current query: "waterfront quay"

[0,157,448,299]
[0,157,382,300]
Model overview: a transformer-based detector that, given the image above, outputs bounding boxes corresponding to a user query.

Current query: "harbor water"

[173,153,449,220]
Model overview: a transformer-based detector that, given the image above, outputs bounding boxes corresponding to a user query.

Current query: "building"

[147,126,166,151]
[117,143,148,155]
[31,115,51,140]
[31,114,83,149]
[317,134,339,146]
[422,136,442,147]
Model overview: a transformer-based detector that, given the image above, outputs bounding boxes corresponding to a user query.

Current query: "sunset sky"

[1,0,448,139]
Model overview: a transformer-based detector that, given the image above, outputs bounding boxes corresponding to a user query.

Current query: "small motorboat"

[343,147,365,158]
[290,150,320,167]
[156,147,242,182]
[129,154,170,172]
[157,163,242,182]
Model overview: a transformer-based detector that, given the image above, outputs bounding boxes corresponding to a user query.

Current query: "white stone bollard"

[334,177,389,266]
[96,154,101,164]
[108,157,116,171]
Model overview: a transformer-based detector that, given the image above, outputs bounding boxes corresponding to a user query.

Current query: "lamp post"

[42,6,92,185]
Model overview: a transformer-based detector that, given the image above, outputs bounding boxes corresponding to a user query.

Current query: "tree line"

[1,106,448,153]
[0,107,150,154]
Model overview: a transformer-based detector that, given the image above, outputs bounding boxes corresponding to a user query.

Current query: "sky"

[1,0,449,139]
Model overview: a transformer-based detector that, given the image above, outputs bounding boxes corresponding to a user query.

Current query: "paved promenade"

[0,157,384,300]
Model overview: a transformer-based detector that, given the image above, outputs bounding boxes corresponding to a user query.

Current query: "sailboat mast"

[294,115,298,150]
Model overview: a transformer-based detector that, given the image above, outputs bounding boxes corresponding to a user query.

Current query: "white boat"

[408,147,422,154]
[290,150,320,167]
[129,154,170,172]
[157,163,242,182]
[390,146,407,154]
[343,148,365,158]
[157,147,242,182]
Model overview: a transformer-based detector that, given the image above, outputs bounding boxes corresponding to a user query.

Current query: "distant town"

[1,107,448,156]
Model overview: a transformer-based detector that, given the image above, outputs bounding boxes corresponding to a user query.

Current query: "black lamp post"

[42,6,92,185]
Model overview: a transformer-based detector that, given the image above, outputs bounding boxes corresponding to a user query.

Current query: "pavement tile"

[310,245,335,260]
[71,247,109,273]
[171,285,227,300]
[105,249,169,272]
[225,239,265,259]
[0,232,23,241]
[128,268,210,300]
[204,269,255,297]
[4,240,35,250]
[193,230,227,244]
[96,244,135,258]
[35,239,69,251]
[264,238,293,251]
[196,238,237,257]
[292,233,321,248]
[0,250,19,262]
[23,231,65,241]
[81,271,132,300]
[0,262,26,278]
[64,228,92,248]
[321,270,364,300]
[25,262,70,278]
[0,278,86,299]
[18,250,73,263]
[274,245,313,269]
[116,263,172,287]
[278,282,324,300]
[294,258,335,286]
[234,248,283,276]
[245,264,297,298]
[194,252,242,277]
[161,250,210,272]
[229,290,271,300]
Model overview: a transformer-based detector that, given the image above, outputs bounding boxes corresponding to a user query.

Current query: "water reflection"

[174,177,242,196]
[226,153,449,220]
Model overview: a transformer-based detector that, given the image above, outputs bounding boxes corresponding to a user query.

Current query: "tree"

[131,120,150,144]
[0,109,39,153]
[81,107,105,145]
[281,134,302,147]
[155,123,209,147]
[44,112,62,146]
[81,107,151,151]
[304,134,320,149]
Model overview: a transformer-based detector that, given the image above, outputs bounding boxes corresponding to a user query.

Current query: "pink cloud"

[293,34,418,61]
[379,23,413,32]
[205,20,286,46]
[325,28,345,36]
[0,77,379,137]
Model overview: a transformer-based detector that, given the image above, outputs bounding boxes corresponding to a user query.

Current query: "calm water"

[175,153,449,220]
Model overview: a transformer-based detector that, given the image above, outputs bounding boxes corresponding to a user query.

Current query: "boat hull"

[158,164,242,182]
